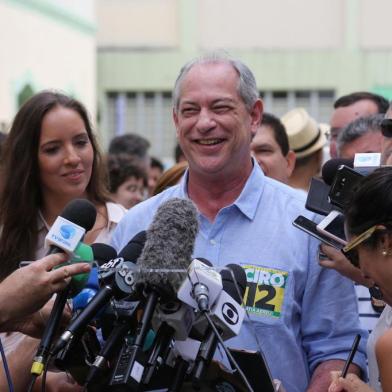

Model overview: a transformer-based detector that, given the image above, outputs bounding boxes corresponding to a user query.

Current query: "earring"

[382,249,388,256]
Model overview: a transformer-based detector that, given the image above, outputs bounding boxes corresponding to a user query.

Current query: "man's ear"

[250,99,263,137]
[285,150,297,178]
[173,108,180,139]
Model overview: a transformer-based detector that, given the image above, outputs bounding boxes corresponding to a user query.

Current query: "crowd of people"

[0,52,391,391]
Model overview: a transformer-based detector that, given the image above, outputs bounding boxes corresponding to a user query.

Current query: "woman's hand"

[0,253,90,331]
[319,245,374,286]
[328,371,375,392]
[11,298,72,338]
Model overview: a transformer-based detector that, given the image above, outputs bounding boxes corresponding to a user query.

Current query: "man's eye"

[214,106,230,113]
[182,108,197,115]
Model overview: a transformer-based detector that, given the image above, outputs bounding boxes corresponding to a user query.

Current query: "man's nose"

[196,108,216,132]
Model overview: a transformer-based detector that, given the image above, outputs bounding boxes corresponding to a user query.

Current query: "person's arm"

[307,360,361,391]
[0,253,90,331]
[0,335,39,392]
[0,335,81,392]
[301,234,367,390]
[375,328,392,390]
[319,244,373,287]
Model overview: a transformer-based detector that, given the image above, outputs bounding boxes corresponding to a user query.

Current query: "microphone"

[72,244,117,316]
[322,158,354,186]
[54,243,119,377]
[84,302,138,389]
[51,233,146,356]
[45,198,96,255]
[91,243,118,266]
[109,198,199,389]
[192,264,247,386]
[177,258,223,312]
[142,301,196,385]
[30,199,97,379]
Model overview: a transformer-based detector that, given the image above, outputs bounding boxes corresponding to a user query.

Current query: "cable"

[0,338,14,392]
[40,354,51,392]
[26,375,37,392]
[203,312,254,392]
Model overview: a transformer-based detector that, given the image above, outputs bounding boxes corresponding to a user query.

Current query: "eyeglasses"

[342,225,386,267]
[381,118,392,138]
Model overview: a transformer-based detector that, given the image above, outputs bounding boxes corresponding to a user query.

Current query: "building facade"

[97,0,392,162]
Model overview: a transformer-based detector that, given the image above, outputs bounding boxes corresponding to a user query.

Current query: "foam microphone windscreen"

[137,198,199,298]
[61,198,97,231]
[321,158,354,186]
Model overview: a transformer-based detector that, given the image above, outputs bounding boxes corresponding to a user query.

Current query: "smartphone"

[305,177,333,216]
[329,165,363,209]
[292,215,343,249]
[316,210,347,246]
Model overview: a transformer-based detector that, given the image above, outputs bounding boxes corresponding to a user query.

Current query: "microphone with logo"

[191,264,248,390]
[82,234,148,389]
[142,257,218,386]
[29,199,97,389]
[109,197,199,390]
[53,243,118,383]
[51,231,147,357]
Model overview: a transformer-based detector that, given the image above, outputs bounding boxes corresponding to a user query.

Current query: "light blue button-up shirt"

[111,162,367,392]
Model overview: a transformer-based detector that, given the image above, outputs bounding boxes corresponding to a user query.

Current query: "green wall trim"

[2,0,96,35]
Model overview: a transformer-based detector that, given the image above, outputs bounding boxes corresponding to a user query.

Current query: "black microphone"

[53,243,119,378]
[109,198,199,389]
[192,264,247,386]
[30,199,97,380]
[322,158,354,186]
[91,243,118,266]
[51,232,146,356]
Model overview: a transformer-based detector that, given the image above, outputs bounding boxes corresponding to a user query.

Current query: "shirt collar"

[179,158,265,221]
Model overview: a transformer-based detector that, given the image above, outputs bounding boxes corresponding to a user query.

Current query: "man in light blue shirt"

[111,54,367,391]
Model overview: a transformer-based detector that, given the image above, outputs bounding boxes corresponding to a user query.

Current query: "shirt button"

[210,239,216,245]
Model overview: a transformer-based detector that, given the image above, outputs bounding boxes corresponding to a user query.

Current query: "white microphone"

[177,258,223,311]
[152,301,195,341]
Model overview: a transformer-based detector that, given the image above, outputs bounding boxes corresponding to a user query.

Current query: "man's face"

[339,131,383,159]
[329,99,379,158]
[250,125,294,184]
[173,62,262,179]
[381,109,392,165]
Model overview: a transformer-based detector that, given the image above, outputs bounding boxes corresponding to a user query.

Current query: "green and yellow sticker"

[242,265,288,318]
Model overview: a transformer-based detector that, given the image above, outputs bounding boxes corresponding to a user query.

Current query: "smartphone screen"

[292,215,343,249]
[322,213,346,241]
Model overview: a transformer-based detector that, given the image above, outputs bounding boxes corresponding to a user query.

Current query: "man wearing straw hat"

[282,108,328,192]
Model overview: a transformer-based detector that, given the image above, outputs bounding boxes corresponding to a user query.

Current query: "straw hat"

[281,108,327,159]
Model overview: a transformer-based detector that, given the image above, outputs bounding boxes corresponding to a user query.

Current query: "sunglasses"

[381,118,392,138]
[342,225,386,267]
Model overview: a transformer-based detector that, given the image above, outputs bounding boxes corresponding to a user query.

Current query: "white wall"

[0,1,96,127]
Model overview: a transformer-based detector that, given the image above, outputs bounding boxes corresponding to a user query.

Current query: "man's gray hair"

[337,114,384,156]
[173,52,259,113]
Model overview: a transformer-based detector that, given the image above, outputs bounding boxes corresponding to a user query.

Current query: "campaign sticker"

[242,265,288,318]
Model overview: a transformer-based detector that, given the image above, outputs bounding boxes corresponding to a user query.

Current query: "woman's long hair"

[0,91,109,279]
